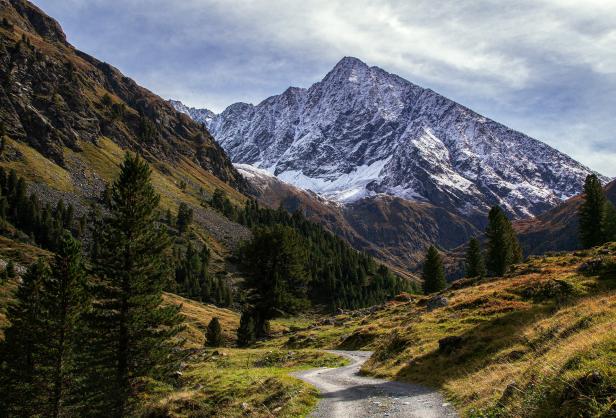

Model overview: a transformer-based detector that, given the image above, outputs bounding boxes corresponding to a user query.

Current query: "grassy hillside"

[141,348,346,417]
[269,245,616,417]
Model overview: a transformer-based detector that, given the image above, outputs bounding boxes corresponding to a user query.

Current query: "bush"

[206,317,223,347]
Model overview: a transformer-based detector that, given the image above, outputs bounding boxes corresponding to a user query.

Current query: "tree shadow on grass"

[393,304,555,387]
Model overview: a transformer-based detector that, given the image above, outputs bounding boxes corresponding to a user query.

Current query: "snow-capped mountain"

[175,57,605,220]
[168,99,216,127]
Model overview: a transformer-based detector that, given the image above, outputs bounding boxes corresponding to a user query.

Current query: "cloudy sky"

[33,0,616,176]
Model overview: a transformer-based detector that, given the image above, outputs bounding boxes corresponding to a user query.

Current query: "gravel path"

[294,350,458,418]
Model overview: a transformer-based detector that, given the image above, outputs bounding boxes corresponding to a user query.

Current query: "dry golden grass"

[268,245,616,417]
[1,138,74,192]
[163,293,240,349]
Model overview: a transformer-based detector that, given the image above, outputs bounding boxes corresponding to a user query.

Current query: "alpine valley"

[2,1,616,418]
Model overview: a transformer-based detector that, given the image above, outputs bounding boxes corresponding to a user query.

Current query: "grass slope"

[269,245,616,417]
[142,348,346,417]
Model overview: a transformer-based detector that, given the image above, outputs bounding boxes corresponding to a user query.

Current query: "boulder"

[426,295,448,311]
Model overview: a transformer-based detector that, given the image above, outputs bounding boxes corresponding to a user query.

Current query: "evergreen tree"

[6,259,15,278]
[464,237,486,278]
[0,121,6,156]
[239,225,309,336]
[42,231,88,418]
[176,202,193,235]
[85,154,183,417]
[206,317,223,347]
[422,245,446,294]
[237,311,256,347]
[485,206,522,276]
[579,174,607,248]
[602,201,616,243]
[0,259,49,416]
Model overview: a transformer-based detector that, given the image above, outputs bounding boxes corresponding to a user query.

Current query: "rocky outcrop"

[0,0,248,192]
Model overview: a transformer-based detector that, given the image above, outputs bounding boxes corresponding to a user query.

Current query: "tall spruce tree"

[602,201,616,243]
[422,245,446,294]
[176,202,193,235]
[239,225,309,336]
[579,174,607,248]
[0,259,49,417]
[43,231,88,418]
[485,206,522,276]
[464,237,486,278]
[85,154,183,417]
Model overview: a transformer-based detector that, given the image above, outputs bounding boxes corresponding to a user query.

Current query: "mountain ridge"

[171,56,605,221]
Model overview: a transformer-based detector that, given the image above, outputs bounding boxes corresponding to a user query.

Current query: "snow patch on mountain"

[168,99,216,126]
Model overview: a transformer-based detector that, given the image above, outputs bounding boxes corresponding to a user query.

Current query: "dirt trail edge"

[294,350,458,418]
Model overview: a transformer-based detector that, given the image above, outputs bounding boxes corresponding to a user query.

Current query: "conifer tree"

[485,206,522,276]
[5,259,15,278]
[206,317,223,347]
[85,154,183,417]
[0,259,49,416]
[176,202,193,235]
[579,174,607,248]
[239,225,309,336]
[602,201,616,243]
[422,245,446,294]
[43,231,88,418]
[237,311,256,347]
[464,237,486,278]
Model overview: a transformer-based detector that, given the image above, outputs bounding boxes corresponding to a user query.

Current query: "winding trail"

[294,350,458,418]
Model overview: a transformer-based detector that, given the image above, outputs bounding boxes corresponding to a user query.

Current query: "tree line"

[422,205,522,294]
[208,189,413,339]
[0,155,183,417]
[423,173,616,294]
[0,168,86,251]
[210,190,413,309]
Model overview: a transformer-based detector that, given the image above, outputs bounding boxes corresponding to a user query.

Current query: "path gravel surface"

[294,350,458,418]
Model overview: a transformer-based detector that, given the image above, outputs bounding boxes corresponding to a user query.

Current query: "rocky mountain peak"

[174,57,605,221]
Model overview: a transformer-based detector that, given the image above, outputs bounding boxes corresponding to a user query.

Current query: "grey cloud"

[32,0,616,176]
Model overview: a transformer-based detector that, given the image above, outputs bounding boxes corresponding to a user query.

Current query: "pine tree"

[239,225,309,336]
[602,201,616,243]
[85,154,183,417]
[237,311,256,347]
[0,121,6,156]
[464,237,486,278]
[43,231,88,418]
[485,206,522,276]
[0,259,49,416]
[579,174,606,248]
[422,245,446,294]
[5,259,15,278]
[176,202,193,235]
[206,317,223,347]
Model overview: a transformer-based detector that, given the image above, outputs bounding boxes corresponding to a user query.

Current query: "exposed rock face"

[0,0,248,192]
[168,99,216,127]
[177,57,604,221]
[426,295,449,311]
